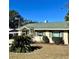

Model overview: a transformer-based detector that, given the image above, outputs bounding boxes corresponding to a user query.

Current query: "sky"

[9,0,69,22]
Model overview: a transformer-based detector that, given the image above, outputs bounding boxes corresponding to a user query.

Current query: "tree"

[9,10,38,29]
[65,12,69,21]
[9,10,24,29]
[64,2,69,21]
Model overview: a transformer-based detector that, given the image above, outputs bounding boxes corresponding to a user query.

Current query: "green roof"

[18,22,69,30]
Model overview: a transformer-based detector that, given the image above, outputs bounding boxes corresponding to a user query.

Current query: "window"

[37,32,43,36]
[52,32,63,37]
[52,32,64,44]
[53,32,60,37]
[59,32,63,37]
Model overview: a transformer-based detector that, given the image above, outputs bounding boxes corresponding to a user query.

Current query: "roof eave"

[34,28,69,30]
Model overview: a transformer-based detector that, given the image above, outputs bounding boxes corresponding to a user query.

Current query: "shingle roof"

[18,22,69,30]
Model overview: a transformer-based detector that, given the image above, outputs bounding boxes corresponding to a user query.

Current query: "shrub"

[42,36,49,43]
[9,34,13,39]
[52,37,64,45]
[9,36,32,53]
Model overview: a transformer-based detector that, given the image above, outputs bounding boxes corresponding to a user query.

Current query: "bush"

[9,34,13,39]
[9,36,32,53]
[52,37,64,45]
[42,36,49,43]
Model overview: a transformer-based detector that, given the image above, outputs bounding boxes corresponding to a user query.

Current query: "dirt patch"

[9,44,69,59]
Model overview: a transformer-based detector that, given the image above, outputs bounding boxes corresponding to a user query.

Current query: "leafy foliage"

[65,12,69,21]
[52,37,64,45]
[9,10,24,28]
[42,36,49,43]
[9,10,37,29]
[9,36,32,53]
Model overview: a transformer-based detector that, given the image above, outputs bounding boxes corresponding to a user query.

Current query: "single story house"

[14,21,69,45]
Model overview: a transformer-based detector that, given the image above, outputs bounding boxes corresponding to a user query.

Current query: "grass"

[9,44,69,59]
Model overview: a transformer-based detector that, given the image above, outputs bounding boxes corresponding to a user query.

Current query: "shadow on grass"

[31,46,42,51]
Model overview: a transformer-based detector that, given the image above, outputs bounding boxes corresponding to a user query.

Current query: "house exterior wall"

[45,32,54,43]
[33,30,69,45]
[33,31,54,43]
[63,31,69,44]
[33,36,43,42]
[18,30,22,36]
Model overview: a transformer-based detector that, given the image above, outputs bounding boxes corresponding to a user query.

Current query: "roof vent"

[44,20,48,23]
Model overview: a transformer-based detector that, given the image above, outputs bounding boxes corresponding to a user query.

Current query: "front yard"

[9,44,69,59]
